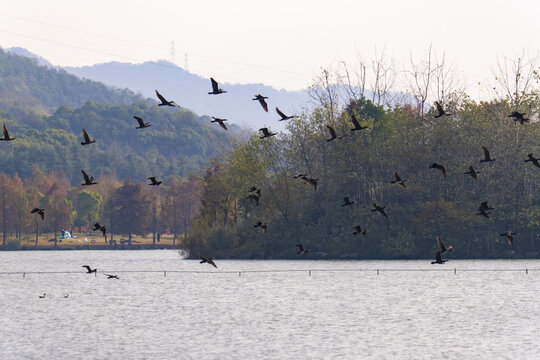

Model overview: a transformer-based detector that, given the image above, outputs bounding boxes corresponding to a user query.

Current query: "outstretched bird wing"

[82,128,91,143]
[155,90,168,103]
[81,170,91,183]
[351,114,361,128]
[210,78,219,93]
[437,237,446,252]
[435,101,444,115]
[3,124,9,139]
[133,116,145,127]
[326,125,337,139]
[259,98,268,112]
[482,146,491,160]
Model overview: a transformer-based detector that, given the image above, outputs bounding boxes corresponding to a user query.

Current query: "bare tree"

[432,51,466,109]
[405,44,439,118]
[370,47,398,106]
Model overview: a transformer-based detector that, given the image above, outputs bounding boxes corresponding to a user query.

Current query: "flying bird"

[350,114,368,131]
[92,223,102,231]
[326,125,343,141]
[259,127,276,139]
[478,201,494,211]
[80,128,96,145]
[476,208,491,218]
[500,231,517,247]
[434,101,451,118]
[391,171,406,188]
[342,197,355,207]
[246,189,261,206]
[293,173,307,179]
[198,254,218,268]
[155,90,177,107]
[429,163,446,177]
[104,274,119,279]
[134,116,151,129]
[39,293,46,298]
[353,225,367,237]
[31,208,45,220]
[253,94,269,112]
[480,146,496,163]
[525,153,540,168]
[296,243,308,255]
[208,78,227,95]
[276,107,296,121]
[81,170,97,186]
[211,117,228,130]
[0,124,15,141]
[437,236,453,254]
[148,177,162,186]
[372,203,388,218]
[82,265,97,274]
[93,223,106,237]
[508,111,529,125]
[464,166,480,180]
[431,250,447,264]
[254,221,267,233]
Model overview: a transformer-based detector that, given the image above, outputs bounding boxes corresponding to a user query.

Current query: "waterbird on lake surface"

[434,101,451,118]
[82,265,97,274]
[342,197,355,207]
[104,274,119,279]
[253,94,269,112]
[276,107,296,121]
[31,208,45,220]
[500,231,517,247]
[437,236,453,253]
[64,294,69,298]
[391,171,406,188]
[429,163,446,177]
[80,128,96,145]
[480,146,496,163]
[254,221,267,233]
[431,250,447,264]
[372,203,388,218]
[464,166,480,180]
[0,124,15,141]
[326,125,343,141]
[508,111,529,125]
[155,90,177,107]
[198,254,217,268]
[208,78,227,95]
[134,116,151,129]
[81,170,97,186]
[525,153,540,168]
[39,293,46,298]
[296,243,308,255]
[350,114,368,131]
[148,177,162,186]
[211,117,228,130]
[259,127,276,139]
[353,225,366,237]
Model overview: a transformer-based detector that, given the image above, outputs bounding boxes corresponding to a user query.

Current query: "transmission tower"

[170,41,176,64]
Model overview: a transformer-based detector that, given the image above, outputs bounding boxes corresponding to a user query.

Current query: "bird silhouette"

[31,208,45,220]
[39,293,46,298]
[326,125,344,141]
[353,225,367,237]
[508,111,529,125]
[93,223,106,237]
[247,186,259,192]
[350,114,368,131]
[372,203,388,218]
[464,166,480,180]
[254,221,267,233]
[0,124,15,141]
[259,128,276,139]
[211,117,228,130]
[525,153,540,168]
[434,101,451,118]
[198,254,218,268]
[80,128,96,145]
[64,294,69,298]
[296,243,308,254]
[82,265,97,274]
[342,197,355,207]
[500,231,517,247]
[81,170,97,186]
[480,146,496,163]
[429,163,446,177]
[155,90,177,106]
[478,201,494,211]
[92,222,102,231]
[276,107,296,121]
[104,274,119,279]
[391,171,406,188]
[134,116,151,129]
[437,236,453,253]
[246,189,261,206]
[253,94,269,112]
[148,177,162,186]
[431,250,447,264]
[208,78,227,95]
[476,208,491,218]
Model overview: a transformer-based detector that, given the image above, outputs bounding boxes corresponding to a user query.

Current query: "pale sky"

[1,0,539,98]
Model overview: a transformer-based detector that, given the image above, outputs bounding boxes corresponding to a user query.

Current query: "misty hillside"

[64,60,311,131]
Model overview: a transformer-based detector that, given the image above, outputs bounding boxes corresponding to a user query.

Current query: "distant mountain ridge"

[64,60,311,131]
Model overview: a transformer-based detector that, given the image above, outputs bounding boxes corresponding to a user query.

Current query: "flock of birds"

[4,76,534,275]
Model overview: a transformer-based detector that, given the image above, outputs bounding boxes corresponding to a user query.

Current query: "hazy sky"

[1,0,539,97]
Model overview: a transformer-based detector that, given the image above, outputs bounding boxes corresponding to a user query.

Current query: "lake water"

[1,250,539,359]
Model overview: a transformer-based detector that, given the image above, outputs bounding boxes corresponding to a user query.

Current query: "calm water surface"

[1,251,539,359]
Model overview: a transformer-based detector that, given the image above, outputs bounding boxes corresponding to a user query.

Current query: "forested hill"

[0,48,142,114]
